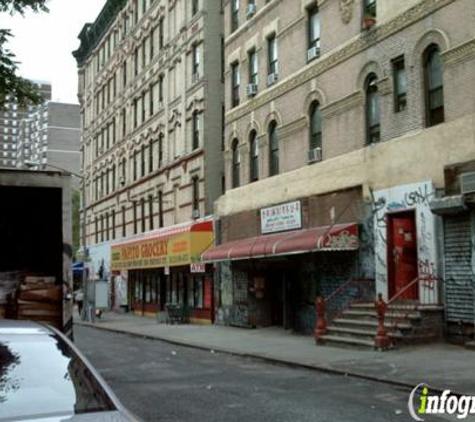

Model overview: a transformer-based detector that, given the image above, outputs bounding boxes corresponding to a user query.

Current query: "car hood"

[5,411,141,422]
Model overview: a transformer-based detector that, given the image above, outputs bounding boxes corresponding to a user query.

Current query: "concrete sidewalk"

[74,311,475,396]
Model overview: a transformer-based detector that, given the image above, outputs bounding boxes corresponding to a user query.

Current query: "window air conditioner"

[460,172,475,195]
[308,147,322,163]
[307,46,320,62]
[246,83,258,97]
[267,73,278,87]
[192,209,200,219]
[192,72,200,84]
[246,4,257,19]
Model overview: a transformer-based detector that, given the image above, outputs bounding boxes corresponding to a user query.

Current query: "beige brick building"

[205,0,475,342]
[74,0,223,322]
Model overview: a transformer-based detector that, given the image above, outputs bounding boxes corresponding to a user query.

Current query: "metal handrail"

[324,278,374,303]
[387,277,419,306]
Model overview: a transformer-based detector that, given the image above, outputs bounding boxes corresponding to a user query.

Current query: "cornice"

[443,38,475,68]
[321,91,363,119]
[225,0,456,125]
[278,116,308,139]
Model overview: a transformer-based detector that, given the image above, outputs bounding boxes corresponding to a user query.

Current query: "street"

[73,325,448,422]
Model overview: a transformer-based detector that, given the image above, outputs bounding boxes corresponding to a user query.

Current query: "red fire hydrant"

[375,293,390,350]
[314,296,326,344]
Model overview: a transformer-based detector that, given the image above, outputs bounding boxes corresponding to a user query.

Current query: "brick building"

[202,0,475,344]
[73,0,223,322]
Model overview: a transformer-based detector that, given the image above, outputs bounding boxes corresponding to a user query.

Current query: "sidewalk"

[75,311,475,396]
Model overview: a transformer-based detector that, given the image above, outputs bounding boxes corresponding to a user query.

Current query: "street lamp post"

[24,160,94,323]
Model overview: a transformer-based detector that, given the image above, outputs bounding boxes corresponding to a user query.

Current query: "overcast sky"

[2,0,107,104]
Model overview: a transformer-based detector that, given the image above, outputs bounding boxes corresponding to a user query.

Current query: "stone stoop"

[319,301,444,350]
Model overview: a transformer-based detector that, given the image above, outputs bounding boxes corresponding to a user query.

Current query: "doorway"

[387,211,419,300]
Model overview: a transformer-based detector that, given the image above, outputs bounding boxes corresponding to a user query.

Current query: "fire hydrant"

[375,293,390,350]
[314,296,326,344]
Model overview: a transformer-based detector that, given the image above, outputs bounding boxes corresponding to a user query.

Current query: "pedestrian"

[75,290,84,315]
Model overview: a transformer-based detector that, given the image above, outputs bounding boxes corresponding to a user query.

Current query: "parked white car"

[0,320,141,421]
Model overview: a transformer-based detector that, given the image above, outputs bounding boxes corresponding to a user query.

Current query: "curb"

[74,321,464,397]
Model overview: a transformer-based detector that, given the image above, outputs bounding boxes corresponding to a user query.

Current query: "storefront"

[203,192,366,334]
[111,220,215,324]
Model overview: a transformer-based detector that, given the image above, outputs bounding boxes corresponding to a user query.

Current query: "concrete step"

[333,318,412,331]
[350,302,419,313]
[326,326,375,340]
[319,334,374,349]
[342,309,421,321]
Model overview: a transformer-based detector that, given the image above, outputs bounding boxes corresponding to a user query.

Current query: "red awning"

[202,223,358,262]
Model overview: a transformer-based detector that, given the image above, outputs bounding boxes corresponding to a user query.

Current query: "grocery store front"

[111,220,215,324]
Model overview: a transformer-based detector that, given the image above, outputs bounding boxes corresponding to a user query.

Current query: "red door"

[387,212,418,300]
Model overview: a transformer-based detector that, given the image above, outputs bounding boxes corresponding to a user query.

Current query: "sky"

[1,0,107,104]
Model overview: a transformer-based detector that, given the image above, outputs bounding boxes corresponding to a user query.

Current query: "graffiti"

[418,259,437,290]
[404,184,434,207]
[232,304,248,327]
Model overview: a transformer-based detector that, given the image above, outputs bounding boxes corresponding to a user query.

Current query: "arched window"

[268,121,279,176]
[249,131,259,182]
[365,73,380,144]
[232,139,240,188]
[424,45,444,127]
[309,102,322,162]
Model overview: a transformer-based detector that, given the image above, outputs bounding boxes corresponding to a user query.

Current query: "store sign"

[261,201,302,234]
[111,222,214,271]
[190,263,206,273]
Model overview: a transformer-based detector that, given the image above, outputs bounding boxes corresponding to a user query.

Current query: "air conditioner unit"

[307,46,320,62]
[308,147,322,163]
[460,172,475,195]
[192,209,200,219]
[192,72,200,84]
[246,4,257,19]
[246,83,258,97]
[267,73,278,86]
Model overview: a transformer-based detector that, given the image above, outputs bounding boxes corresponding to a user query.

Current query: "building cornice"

[443,38,475,68]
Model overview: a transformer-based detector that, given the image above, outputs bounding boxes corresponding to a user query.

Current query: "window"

[158,133,164,167]
[121,158,126,185]
[122,206,126,237]
[248,50,258,85]
[159,19,164,49]
[95,217,99,244]
[141,198,146,233]
[158,75,164,104]
[133,99,138,128]
[149,195,154,230]
[267,35,278,75]
[133,201,138,234]
[249,131,259,182]
[134,48,139,76]
[192,0,199,16]
[424,45,444,127]
[141,145,146,177]
[158,190,164,228]
[133,151,138,180]
[192,177,199,216]
[192,44,200,81]
[231,0,239,32]
[392,56,407,112]
[111,210,116,240]
[149,140,154,173]
[121,108,127,137]
[365,74,380,144]
[232,139,240,188]
[308,7,320,52]
[268,121,279,176]
[231,62,240,107]
[364,0,376,18]
[149,84,154,116]
[192,111,200,150]
[309,102,322,152]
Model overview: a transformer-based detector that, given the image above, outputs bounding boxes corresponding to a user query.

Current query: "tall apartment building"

[16,102,81,178]
[74,0,223,322]
[0,81,51,169]
[202,0,475,343]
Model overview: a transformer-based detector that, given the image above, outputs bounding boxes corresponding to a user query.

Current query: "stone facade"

[74,0,223,247]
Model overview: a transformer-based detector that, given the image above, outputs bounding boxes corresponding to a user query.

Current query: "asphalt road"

[74,325,451,422]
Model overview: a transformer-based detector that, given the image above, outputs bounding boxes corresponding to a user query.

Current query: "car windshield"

[0,330,116,421]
